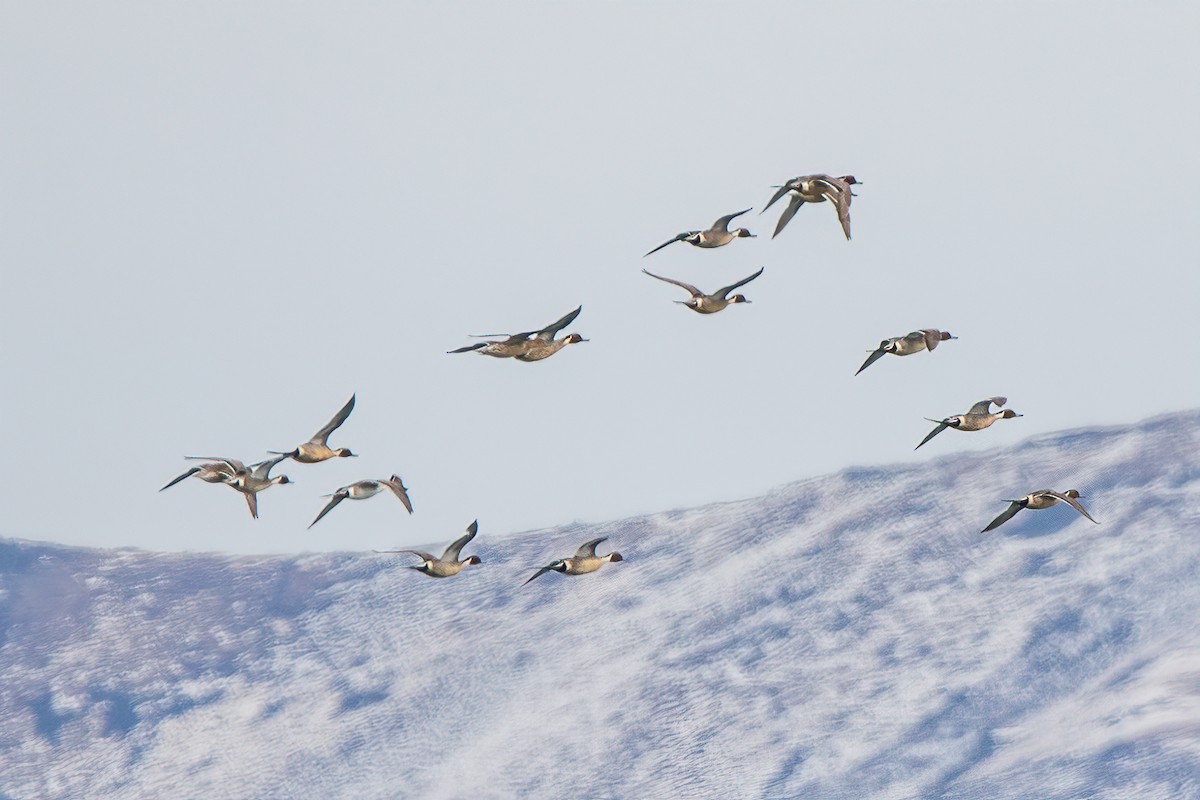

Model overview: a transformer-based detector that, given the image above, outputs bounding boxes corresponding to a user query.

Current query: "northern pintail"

[644,209,756,256]
[376,520,483,578]
[915,396,1022,450]
[273,395,357,463]
[642,267,764,314]
[183,454,293,519]
[308,474,413,528]
[524,537,623,585]
[762,174,858,240]
[982,489,1098,532]
[160,461,240,491]
[449,306,585,360]
[856,329,956,375]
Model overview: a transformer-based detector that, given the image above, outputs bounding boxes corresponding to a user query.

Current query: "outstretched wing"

[185,456,248,475]
[712,208,752,232]
[310,394,356,445]
[855,348,888,376]
[831,190,852,240]
[715,267,764,299]
[376,548,438,561]
[385,475,414,514]
[536,306,582,340]
[160,467,201,491]
[915,421,950,450]
[308,493,346,529]
[1048,491,1099,524]
[642,269,702,297]
[573,537,608,559]
[967,397,1007,416]
[251,454,289,480]
[243,490,258,520]
[448,342,488,354]
[441,520,479,561]
[921,330,945,352]
[761,180,799,214]
[982,501,1023,532]
[772,194,805,239]
[645,232,692,256]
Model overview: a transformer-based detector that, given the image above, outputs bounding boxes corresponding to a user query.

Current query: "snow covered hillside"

[2,411,1199,799]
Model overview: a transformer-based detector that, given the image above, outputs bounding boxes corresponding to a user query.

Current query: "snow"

[2,410,1198,799]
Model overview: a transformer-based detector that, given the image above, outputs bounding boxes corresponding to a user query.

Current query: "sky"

[2,1,1198,554]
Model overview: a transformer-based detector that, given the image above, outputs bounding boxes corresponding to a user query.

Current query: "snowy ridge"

[2,410,1199,799]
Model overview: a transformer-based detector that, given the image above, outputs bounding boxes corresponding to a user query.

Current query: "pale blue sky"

[2,1,1197,553]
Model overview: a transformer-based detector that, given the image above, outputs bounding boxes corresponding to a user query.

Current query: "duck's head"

[939,330,956,341]
[337,448,357,458]
[1064,489,1082,498]
[735,228,755,238]
[608,552,624,563]
[464,555,482,566]
[730,294,751,304]
[565,333,587,344]
[276,475,293,485]
[1000,409,1022,419]
[839,175,860,186]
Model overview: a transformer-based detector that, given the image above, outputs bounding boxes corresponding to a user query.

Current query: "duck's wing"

[523,565,558,585]
[921,330,945,352]
[645,232,693,256]
[308,493,346,529]
[982,501,1024,532]
[251,454,289,479]
[310,394,355,445]
[573,537,608,559]
[772,194,805,239]
[712,208,752,232]
[535,306,582,340]
[384,475,414,514]
[1048,491,1099,524]
[160,467,201,491]
[855,348,888,376]
[642,269,702,297]
[243,490,258,520]
[761,179,799,214]
[830,188,852,240]
[448,342,488,354]
[915,420,950,450]
[185,456,248,475]
[376,548,438,561]
[441,520,479,561]
[714,267,764,299]
[968,397,1007,416]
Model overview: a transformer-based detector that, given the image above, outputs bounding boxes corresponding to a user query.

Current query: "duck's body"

[645,209,755,256]
[856,329,956,375]
[309,474,413,528]
[275,395,357,463]
[524,537,624,585]
[451,306,586,363]
[185,455,292,519]
[377,520,482,578]
[915,396,1022,450]
[762,174,858,239]
[160,461,239,491]
[642,267,763,314]
[983,489,1098,532]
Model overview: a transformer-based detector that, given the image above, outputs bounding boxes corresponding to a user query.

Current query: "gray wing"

[385,475,414,514]
[855,348,888,376]
[1048,491,1099,524]
[645,232,693,256]
[761,180,799,214]
[251,454,289,479]
[311,394,355,445]
[243,490,258,520]
[915,421,950,450]
[712,208,752,232]
[968,397,1007,416]
[185,456,248,475]
[772,194,805,239]
[536,306,582,340]
[523,565,557,585]
[922,330,943,352]
[831,189,852,240]
[642,269,702,297]
[377,548,438,561]
[441,520,479,561]
[448,342,488,354]
[574,537,608,559]
[308,493,346,529]
[982,502,1024,532]
[715,267,764,299]
[160,467,201,491]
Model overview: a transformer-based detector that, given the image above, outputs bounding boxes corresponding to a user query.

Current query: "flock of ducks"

[161,170,1097,583]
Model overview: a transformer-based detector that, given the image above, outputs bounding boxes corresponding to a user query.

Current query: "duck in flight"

[375,520,483,578]
[449,306,586,362]
[182,454,292,519]
[915,396,1022,450]
[308,475,413,528]
[524,537,623,585]
[272,395,357,464]
[856,329,956,375]
[641,267,764,314]
[762,174,858,240]
[982,489,1098,532]
[644,209,756,256]
[160,460,241,491]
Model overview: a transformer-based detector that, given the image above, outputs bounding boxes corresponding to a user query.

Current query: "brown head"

[565,333,587,344]
[1000,409,1022,419]
[735,228,755,238]
[730,294,750,304]
[608,552,624,563]
[277,475,293,485]
[337,448,356,458]
[464,555,482,566]
[1064,489,1082,498]
[939,331,955,341]
[838,175,860,186]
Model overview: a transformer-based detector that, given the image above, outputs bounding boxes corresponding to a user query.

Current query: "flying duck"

[642,267,764,314]
[272,395,357,463]
[856,329,956,375]
[762,174,858,239]
[982,489,1098,532]
[644,209,756,256]
[308,475,413,528]
[915,396,1022,450]
[376,520,483,578]
[524,537,624,585]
